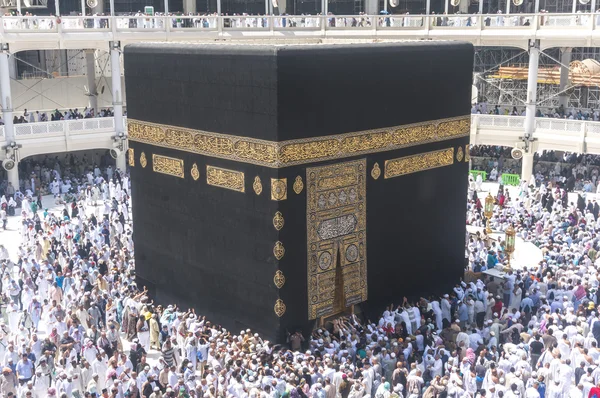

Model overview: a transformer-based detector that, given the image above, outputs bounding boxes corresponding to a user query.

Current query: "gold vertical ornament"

[274,270,286,288]
[456,147,464,162]
[271,178,287,201]
[274,299,286,317]
[306,159,367,320]
[128,148,135,167]
[140,152,147,168]
[191,163,200,181]
[371,162,381,180]
[273,241,285,260]
[273,211,284,231]
[293,176,304,194]
[253,176,263,195]
[465,144,470,162]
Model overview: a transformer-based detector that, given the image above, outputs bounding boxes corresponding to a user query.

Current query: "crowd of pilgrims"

[471,103,600,121]
[2,153,600,398]
[0,108,117,126]
[469,148,600,193]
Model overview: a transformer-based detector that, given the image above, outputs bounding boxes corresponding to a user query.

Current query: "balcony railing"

[0,117,124,140]
[0,13,598,35]
[473,114,597,134]
[2,115,600,156]
[535,117,585,133]
[476,114,526,129]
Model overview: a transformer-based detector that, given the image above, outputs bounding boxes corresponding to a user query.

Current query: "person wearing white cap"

[136,314,150,353]
[525,380,541,398]
[184,334,198,372]
[510,282,523,312]
[430,299,443,332]
[149,385,163,398]
[86,374,99,396]
[454,283,466,301]
[196,336,209,378]
[32,367,49,397]
[441,294,451,324]
[546,379,562,398]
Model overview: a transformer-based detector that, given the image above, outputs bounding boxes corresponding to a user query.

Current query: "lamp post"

[505,224,516,269]
[484,193,494,234]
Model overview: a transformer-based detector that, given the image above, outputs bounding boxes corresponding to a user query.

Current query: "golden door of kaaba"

[307,159,367,320]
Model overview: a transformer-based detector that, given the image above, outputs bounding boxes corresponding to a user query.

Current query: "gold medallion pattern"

[191,163,200,181]
[293,176,304,194]
[128,116,469,168]
[465,144,471,162]
[273,211,284,231]
[271,178,287,201]
[274,270,286,289]
[152,154,185,178]
[128,148,135,167]
[274,299,286,317]
[307,159,367,320]
[384,148,454,179]
[253,176,263,195]
[273,241,285,260]
[456,146,464,162]
[140,152,147,168]
[206,165,245,192]
[371,162,381,180]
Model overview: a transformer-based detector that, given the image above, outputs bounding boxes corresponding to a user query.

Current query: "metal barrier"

[470,170,487,181]
[501,173,521,186]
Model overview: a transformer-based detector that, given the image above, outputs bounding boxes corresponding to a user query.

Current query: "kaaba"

[124,42,473,342]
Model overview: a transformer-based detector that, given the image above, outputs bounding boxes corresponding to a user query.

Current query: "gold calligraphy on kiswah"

[206,165,245,193]
[128,116,469,168]
[152,154,184,178]
[384,148,455,179]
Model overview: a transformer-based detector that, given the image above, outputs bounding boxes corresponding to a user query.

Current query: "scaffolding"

[475,46,600,111]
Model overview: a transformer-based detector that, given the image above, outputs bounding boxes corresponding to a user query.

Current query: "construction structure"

[477,47,600,113]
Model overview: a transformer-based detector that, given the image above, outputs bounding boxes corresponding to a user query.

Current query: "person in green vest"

[30,200,37,215]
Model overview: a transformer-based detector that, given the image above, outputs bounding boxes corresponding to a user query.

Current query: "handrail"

[8,116,124,138]
[474,114,591,133]
[0,12,597,35]
[471,114,600,155]
[3,114,600,140]
[3,115,600,159]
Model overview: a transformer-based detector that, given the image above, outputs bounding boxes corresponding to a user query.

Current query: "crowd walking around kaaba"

[4,155,600,398]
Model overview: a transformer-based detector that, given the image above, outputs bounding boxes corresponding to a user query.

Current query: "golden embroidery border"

[127,116,470,168]
[384,148,455,179]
